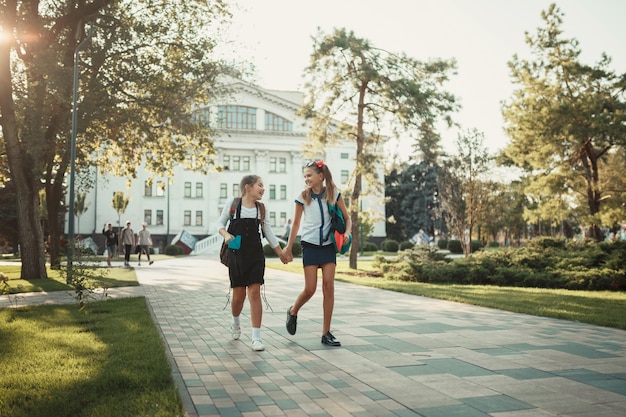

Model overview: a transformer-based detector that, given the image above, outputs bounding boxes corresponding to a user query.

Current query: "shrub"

[447,240,463,254]
[488,241,499,248]
[399,241,414,250]
[437,239,448,250]
[470,240,484,253]
[363,242,378,252]
[165,244,184,256]
[381,239,399,252]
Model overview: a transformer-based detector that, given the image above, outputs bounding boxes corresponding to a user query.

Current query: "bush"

[381,239,399,253]
[437,239,448,250]
[488,241,499,248]
[264,241,302,257]
[165,244,184,256]
[375,238,626,291]
[399,241,414,250]
[447,240,463,254]
[470,240,484,253]
[362,242,378,252]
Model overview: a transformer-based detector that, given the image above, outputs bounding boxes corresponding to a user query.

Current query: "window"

[341,153,349,159]
[220,183,227,198]
[144,210,152,225]
[269,157,277,172]
[217,105,256,129]
[156,210,164,226]
[265,112,293,131]
[280,185,287,200]
[184,182,192,198]
[155,181,165,197]
[242,156,250,171]
[144,181,152,197]
[269,185,276,200]
[341,170,349,184]
[232,184,239,197]
[223,155,230,170]
[183,210,191,226]
[195,211,203,226]
[280,212,287,226]
[195,182,203,198]
[278,157,286,173]
[269,212,276,227]
[192,108,210,126]
[233,156,240,171]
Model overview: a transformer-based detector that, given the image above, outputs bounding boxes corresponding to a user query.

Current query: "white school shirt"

[295,188,340,246]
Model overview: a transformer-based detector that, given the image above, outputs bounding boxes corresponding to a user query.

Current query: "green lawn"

[0,264,139,293]
[267,259,626,330]
[0,297,183,417]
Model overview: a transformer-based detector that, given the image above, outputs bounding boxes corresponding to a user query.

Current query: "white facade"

[69,79,386,252]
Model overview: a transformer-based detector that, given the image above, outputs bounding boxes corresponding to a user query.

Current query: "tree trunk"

[348,79,368,269]
[0,36,48,279]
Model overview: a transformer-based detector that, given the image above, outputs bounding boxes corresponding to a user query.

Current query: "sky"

[218,0,626,159]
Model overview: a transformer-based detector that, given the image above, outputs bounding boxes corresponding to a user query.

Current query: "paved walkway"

[2,256,626,417]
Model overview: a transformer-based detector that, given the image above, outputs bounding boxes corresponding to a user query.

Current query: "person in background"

[137,223,154,266]
[217,175,288,352]
[281,218,292,240]
[102,223,117,267]
[282,160,351,347]
[120,220,135,267]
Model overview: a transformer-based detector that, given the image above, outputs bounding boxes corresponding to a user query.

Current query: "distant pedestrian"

[281,219,292,240]
[120,220,135,267]
[102,223,117,267]
[137,223,154,266]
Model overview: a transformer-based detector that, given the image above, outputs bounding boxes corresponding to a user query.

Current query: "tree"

[0,1,232,278]
[385,161,439,242]
[112,191,130,247]
[437,129,491,255]
[74,191,90,236]
[502,4,626,241]
[300,28,458,268]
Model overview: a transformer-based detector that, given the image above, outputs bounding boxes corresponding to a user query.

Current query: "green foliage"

[381,239,399,253]
[165,245,184,256]
[377,239,626,291]
[437,239,448,250]
[447,239,463,254]
[502,5,626,237]
[399,241,414,250]
[363,242,378,252]
[470,240,484,253]
[386,161,440,241]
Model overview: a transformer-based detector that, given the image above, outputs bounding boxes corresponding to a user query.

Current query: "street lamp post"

[67,19,96,284]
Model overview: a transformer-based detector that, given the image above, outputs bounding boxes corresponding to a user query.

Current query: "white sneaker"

[251,339,265,351]
[231,325,241,340]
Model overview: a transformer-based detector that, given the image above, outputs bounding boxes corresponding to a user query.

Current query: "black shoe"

[321,332,341,346]
[286,307,297,335]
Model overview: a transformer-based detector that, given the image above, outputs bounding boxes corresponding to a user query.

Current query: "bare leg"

[248,283,262,328]
[291,265,319,315]
[231,286,246,317]
[320,262,336,335]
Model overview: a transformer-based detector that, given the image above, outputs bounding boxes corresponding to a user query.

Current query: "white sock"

[252,327,261,341]
[232,316,240,328]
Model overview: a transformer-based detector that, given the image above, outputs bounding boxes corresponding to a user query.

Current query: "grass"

[267,259,626,330]
[0,297,183,417]
[0,265,139,293]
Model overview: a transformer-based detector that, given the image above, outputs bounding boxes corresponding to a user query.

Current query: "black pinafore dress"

[227,201,265,288]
